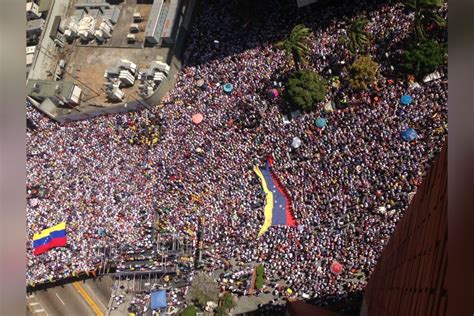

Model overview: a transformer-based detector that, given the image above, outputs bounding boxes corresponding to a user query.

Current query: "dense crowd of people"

[27,0,447,309]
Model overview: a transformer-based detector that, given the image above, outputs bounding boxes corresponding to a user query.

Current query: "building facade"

[362,140,447,315]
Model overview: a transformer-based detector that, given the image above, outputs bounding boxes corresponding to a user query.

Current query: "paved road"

[27,278,113,316]
[32,284,94,315]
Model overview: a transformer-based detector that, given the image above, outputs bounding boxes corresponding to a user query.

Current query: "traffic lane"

[82,278,111,311]
[34,284,96,316]
[60,284,97,316]
[33,289,63,316]
[84,277,112,306]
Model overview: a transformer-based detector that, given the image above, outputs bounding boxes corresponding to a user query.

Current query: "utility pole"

[195,216,205,268]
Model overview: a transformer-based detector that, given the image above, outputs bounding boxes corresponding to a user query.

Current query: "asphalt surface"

[27,278,113,316]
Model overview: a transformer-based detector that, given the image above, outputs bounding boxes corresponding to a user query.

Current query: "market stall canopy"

[324,100,334,113]
[401,128,417,142]
[192,113,203,124]
[268,88,279,98]
[315,117,327,128]
[400,95,413,106]
[196,79,205,87]
[291,137,302,148]
[150,290,167,310]
[223,83,233,93]
[330,261,343,275]
[29,198,39,207]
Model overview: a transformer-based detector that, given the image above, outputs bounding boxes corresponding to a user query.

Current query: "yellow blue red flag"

[32,222,67,256]
[254,158,297,236]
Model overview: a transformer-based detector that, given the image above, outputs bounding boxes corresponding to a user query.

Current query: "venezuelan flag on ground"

[33,222,67,256]
[254,158,297,236]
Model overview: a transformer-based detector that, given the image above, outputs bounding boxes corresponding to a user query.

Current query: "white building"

[26,2,41,20]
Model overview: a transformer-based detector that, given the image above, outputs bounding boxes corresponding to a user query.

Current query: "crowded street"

[26,0,447,308]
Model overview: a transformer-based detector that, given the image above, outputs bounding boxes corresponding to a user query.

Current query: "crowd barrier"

[26,264,116,293]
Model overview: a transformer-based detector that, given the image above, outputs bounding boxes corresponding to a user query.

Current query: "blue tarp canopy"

[223,83,233,93]
[401,128,417,142]
[98,228,106,237]
[150,290,167,310]
[315,117,327,128]
[400,95,413,105]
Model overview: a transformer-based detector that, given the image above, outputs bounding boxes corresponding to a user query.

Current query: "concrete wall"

[28,96,146,124]
[53,101,145,123]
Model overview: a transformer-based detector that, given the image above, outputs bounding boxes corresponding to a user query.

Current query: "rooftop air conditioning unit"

[133,12,144,22]
[54,84,62,94]
[147,86,154,96]
[32,83,41,93]
[95,30,105,42]
[156,61,170,75]
[103,19,114,30]
[130,23,140,33]
[126,33,136,43]
[99,21,112,33]
[118,59,137,75]
[54,38,65,47]
[107,87,125,101]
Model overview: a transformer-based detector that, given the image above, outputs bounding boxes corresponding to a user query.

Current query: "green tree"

[399,39,446,79]
[285,70,327,111]
[276,24,313,70]
[185,272,219,310]
[222,293,236,310]
[255,275,264,289]
[403,0,446,41]
[346,17,370,53]
[180,305,197,316]
[347,55,379,91]
[255,264,266,289]
[215,305,226,316]
[215,293,236,316]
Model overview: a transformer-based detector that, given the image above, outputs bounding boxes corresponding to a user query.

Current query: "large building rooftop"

[26,79,75,99]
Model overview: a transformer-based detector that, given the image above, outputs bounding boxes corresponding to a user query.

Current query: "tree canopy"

[399,39,446,79]
[255,264,266,289]
[180,305,197,316]
[276,24,313,70]
[346,17,370,53]
[215,293,236,316]
[185,272,219,309]
[285,70,327,111]
[403,0,446,41]
[347,55,379,91]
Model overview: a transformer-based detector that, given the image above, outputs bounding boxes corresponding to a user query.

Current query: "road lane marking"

[27,295,49,316]
[72,282,105,316]
[55,293,65,305]
[85,282,107,311]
